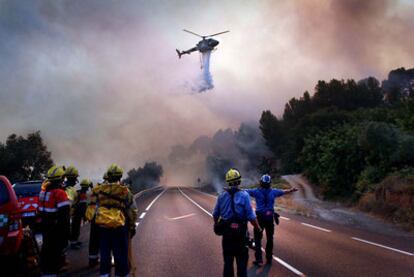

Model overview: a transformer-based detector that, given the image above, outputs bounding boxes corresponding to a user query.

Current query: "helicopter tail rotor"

[176,49,182,59]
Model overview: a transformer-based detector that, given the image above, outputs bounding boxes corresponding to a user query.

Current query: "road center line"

[139,212,146,219]
[179,187,213,217]
[166,213,196,221]
[351,237,414,256]
[280,216,290,220]
[145,188,167,211]
[301,222,331,232]
[179,187,305,276]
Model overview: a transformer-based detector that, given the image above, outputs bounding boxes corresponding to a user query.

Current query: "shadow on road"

[247,264,272,276]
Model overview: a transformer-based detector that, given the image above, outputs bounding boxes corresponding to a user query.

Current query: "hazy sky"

[1,0,414,180]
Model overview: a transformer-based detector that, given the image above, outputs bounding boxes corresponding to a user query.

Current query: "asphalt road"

[63,186,414,277]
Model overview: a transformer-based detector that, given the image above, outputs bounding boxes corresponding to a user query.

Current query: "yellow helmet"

[47,165,65,181]
[225,168,241,184]
[80,178,92,188]
[107,163,123,178]
[65,165,79,178]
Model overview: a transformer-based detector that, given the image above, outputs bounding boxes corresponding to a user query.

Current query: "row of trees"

[260,67,414,199]
[0,132,53,183]
[0,132,164,193]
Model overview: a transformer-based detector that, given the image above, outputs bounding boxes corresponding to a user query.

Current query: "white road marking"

[166,213,196,221]
[351,237,414,256]
[135,222,139,227]
[280,216,290,220]
[179,187,305,276]
[301,222,331,233]
[178,187,213,217]
[190,187,218,198]
[260,248,304,276]
[139,212,146,219]
[145,188,167,211]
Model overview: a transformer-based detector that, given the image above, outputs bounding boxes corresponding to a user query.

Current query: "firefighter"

[85,173,108,267]
[38,165,71,276]
[246,174,297,266]
[64,165,81,249]
[93,164,137,277]
[69,178,91,249]
[213,169,262,277]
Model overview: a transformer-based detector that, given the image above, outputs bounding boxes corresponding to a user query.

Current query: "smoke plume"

[167,122,271,192]
[1,0,413,180]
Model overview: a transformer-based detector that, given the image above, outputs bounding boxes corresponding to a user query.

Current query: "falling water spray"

[197,50,214,92]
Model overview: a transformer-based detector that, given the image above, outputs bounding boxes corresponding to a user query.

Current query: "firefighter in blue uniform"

[213,169,262,277]
[246,174,297,266]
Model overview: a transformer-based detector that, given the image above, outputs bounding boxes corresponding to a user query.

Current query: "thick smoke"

[196,51,214,92]
[167,122,271,192]
[1,0,413,180]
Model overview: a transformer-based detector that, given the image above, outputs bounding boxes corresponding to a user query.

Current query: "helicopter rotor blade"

[183,29,204,38]
[206,30,230,37]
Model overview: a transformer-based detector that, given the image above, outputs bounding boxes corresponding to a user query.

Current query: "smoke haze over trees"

[0,132,54,183]
[1,1,414,179]
[168,122,271,191]
[124,162,163,193]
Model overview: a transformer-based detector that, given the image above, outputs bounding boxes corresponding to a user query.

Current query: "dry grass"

[358,192,414,231]
[276,195,312,217]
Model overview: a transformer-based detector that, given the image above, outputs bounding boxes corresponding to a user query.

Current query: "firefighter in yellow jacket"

[91,164,137,277]
[64,165,81,249]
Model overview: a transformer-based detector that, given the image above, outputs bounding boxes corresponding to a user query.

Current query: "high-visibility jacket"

[38,182,70,247]
[88,182,137,230]
[65,186,78,204]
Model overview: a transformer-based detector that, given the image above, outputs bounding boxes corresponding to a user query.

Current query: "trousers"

[99,225,129,277]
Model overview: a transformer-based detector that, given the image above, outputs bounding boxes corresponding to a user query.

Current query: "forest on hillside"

[259,67,414,228]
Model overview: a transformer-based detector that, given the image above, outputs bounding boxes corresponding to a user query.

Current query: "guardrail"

[133,185,162,201]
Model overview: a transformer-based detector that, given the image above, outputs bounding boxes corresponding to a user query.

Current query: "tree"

[0,132,53,182]
[301,125,365,198]
[259,110,284,156]
[124,162,163,193]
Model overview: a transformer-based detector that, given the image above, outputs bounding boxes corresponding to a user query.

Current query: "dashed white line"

[301,222,331,233]
[179,187,305,276]
[139,212,146,219]
[145,188,167,211]
[166,213,196,221]
[351,237,414,256]
[280,216,290,220]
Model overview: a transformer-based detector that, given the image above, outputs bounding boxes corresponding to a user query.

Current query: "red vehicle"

[0,176,23,256]
[13,181,42,229]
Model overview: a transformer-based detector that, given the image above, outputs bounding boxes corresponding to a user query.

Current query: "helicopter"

[176,29,229,59]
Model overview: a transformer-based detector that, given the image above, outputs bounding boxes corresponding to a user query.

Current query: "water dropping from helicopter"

[176,29,229,92]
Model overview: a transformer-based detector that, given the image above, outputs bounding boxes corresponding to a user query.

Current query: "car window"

[13,183,42,197]
[0,179,10,205]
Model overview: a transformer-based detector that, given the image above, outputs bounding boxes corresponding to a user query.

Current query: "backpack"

[214,189,247,241]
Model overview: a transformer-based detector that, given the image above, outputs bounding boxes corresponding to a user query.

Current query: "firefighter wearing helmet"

[64,165,82,249]
[70,178,92,249]
[38,165,71,276]
[213,168,262,277]
[246,174,297,266]
[91,164,137,277]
